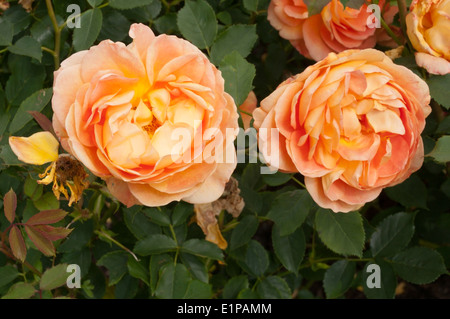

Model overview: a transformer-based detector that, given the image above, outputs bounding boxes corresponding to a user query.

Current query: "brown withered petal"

[18,0,34,12]
[194,177,245,249]
[9,225,27,262]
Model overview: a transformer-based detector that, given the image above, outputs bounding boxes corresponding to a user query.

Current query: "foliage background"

[0,0,449,299]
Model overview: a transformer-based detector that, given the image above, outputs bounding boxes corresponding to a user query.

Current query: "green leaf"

[183,280,213,299]
[180,253,208,283]
[154,13,178,35]
[155,263,191,299]
[315,208,365,257]
[267,190,313,236]
[243,0,259,12]
[40,264,69,291]
[303,0,331,15]
[25,225,55,256]
[149,254,172,294]
[73,9,103,51]
[114,274,139,299]
[180,239,224,261]
[127,256,149,286]
[33,192,60,211]
[1,282,36,299]
[8,36,42,62]
[256,276,291,299]
[3,6,31,36]
[9,88,53,134]
[427,74,450,110]
[88,0,104,7]
[5,58,45,107]
[98,9,130,43]
[0,19,13,46]
[229,215,259,250]
[109,0,155,9]
[389,246,447,284]
[0,265,19,288]
[223,275,249,299]
[97,251,129,286]
[134,234,178,256]
[323,260,356,299]
[384,174,427,209]
[370,212,415,257]
[262,171,293,187]
[244,240,269,277]
[272,225,305,274]
[24,177,43,202]
[210,24,258,65]
[427,135,450,163]
[177,0,217,49]
[362,260,396,299]
[61,247,91,278]
[58,220,94,253]
[171,202,193,227]
[124,207,161,240]
[9,226,27,262]
[143,207,171,226]
[219,51,256,106]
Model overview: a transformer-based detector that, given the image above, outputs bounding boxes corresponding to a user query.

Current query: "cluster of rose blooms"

[9,0,449,214]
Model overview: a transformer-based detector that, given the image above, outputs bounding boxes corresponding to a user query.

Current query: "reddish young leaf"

[9,225,27,262]
[25,209,67,225]
[24,225,55,257]
[27,111,56,136]
[33,225,73,241]
[4,189,17,224]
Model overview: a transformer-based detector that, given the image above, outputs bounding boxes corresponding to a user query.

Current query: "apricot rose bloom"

[268,0,400,61]
[253,49,431,212]
[52,23,239,207]
[406,0,450,75]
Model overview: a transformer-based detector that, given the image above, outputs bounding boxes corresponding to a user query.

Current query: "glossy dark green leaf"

[370,212,415,257]
[256,276,291,299]
[210,24,258,65]
[384,174,427,209]
[229,215,259,250]
[58,220,94,253]
[177,0,217,49]
[272,225,305,274]
[427,74,450,110]
[73,9,103,51]
[180,239,224,261]
[155,263,191,299]
[427,135,450,163]
[134,234,177,256]
[171,202,193,227]
[223,275,249,299]
[109,0,155,9]
[323,260,356,299]
[149,254,172,294]
[0,265,19,288]
[114,274,139,299]
[143,207,171,227]
[267,190,313,236]
[315,208,365,257]
[0,19,13,46]
[9,88,52,134]
[8,36,42,62]
[183,280,213,299]
[180,253,208,283]
[362,260,396,299]
[97,251,129,286]
[219,51,256,106]
[389,246,447,284]
[124,207,161,240]
[127,256,149,286]
[244,240,269,277]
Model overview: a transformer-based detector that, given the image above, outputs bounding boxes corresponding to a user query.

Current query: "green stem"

[291,176,306,188]
[95,230,139,261]
[45,0,61,69]
[0,48,8,55]
[380,17,403,47]
[41,46,55,55]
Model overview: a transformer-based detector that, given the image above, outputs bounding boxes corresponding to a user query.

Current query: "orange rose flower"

[268,0,400,61]
[406,0,450,75]
[253,49,431,212]
[239,91,257,130]
[52,23,239,207]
